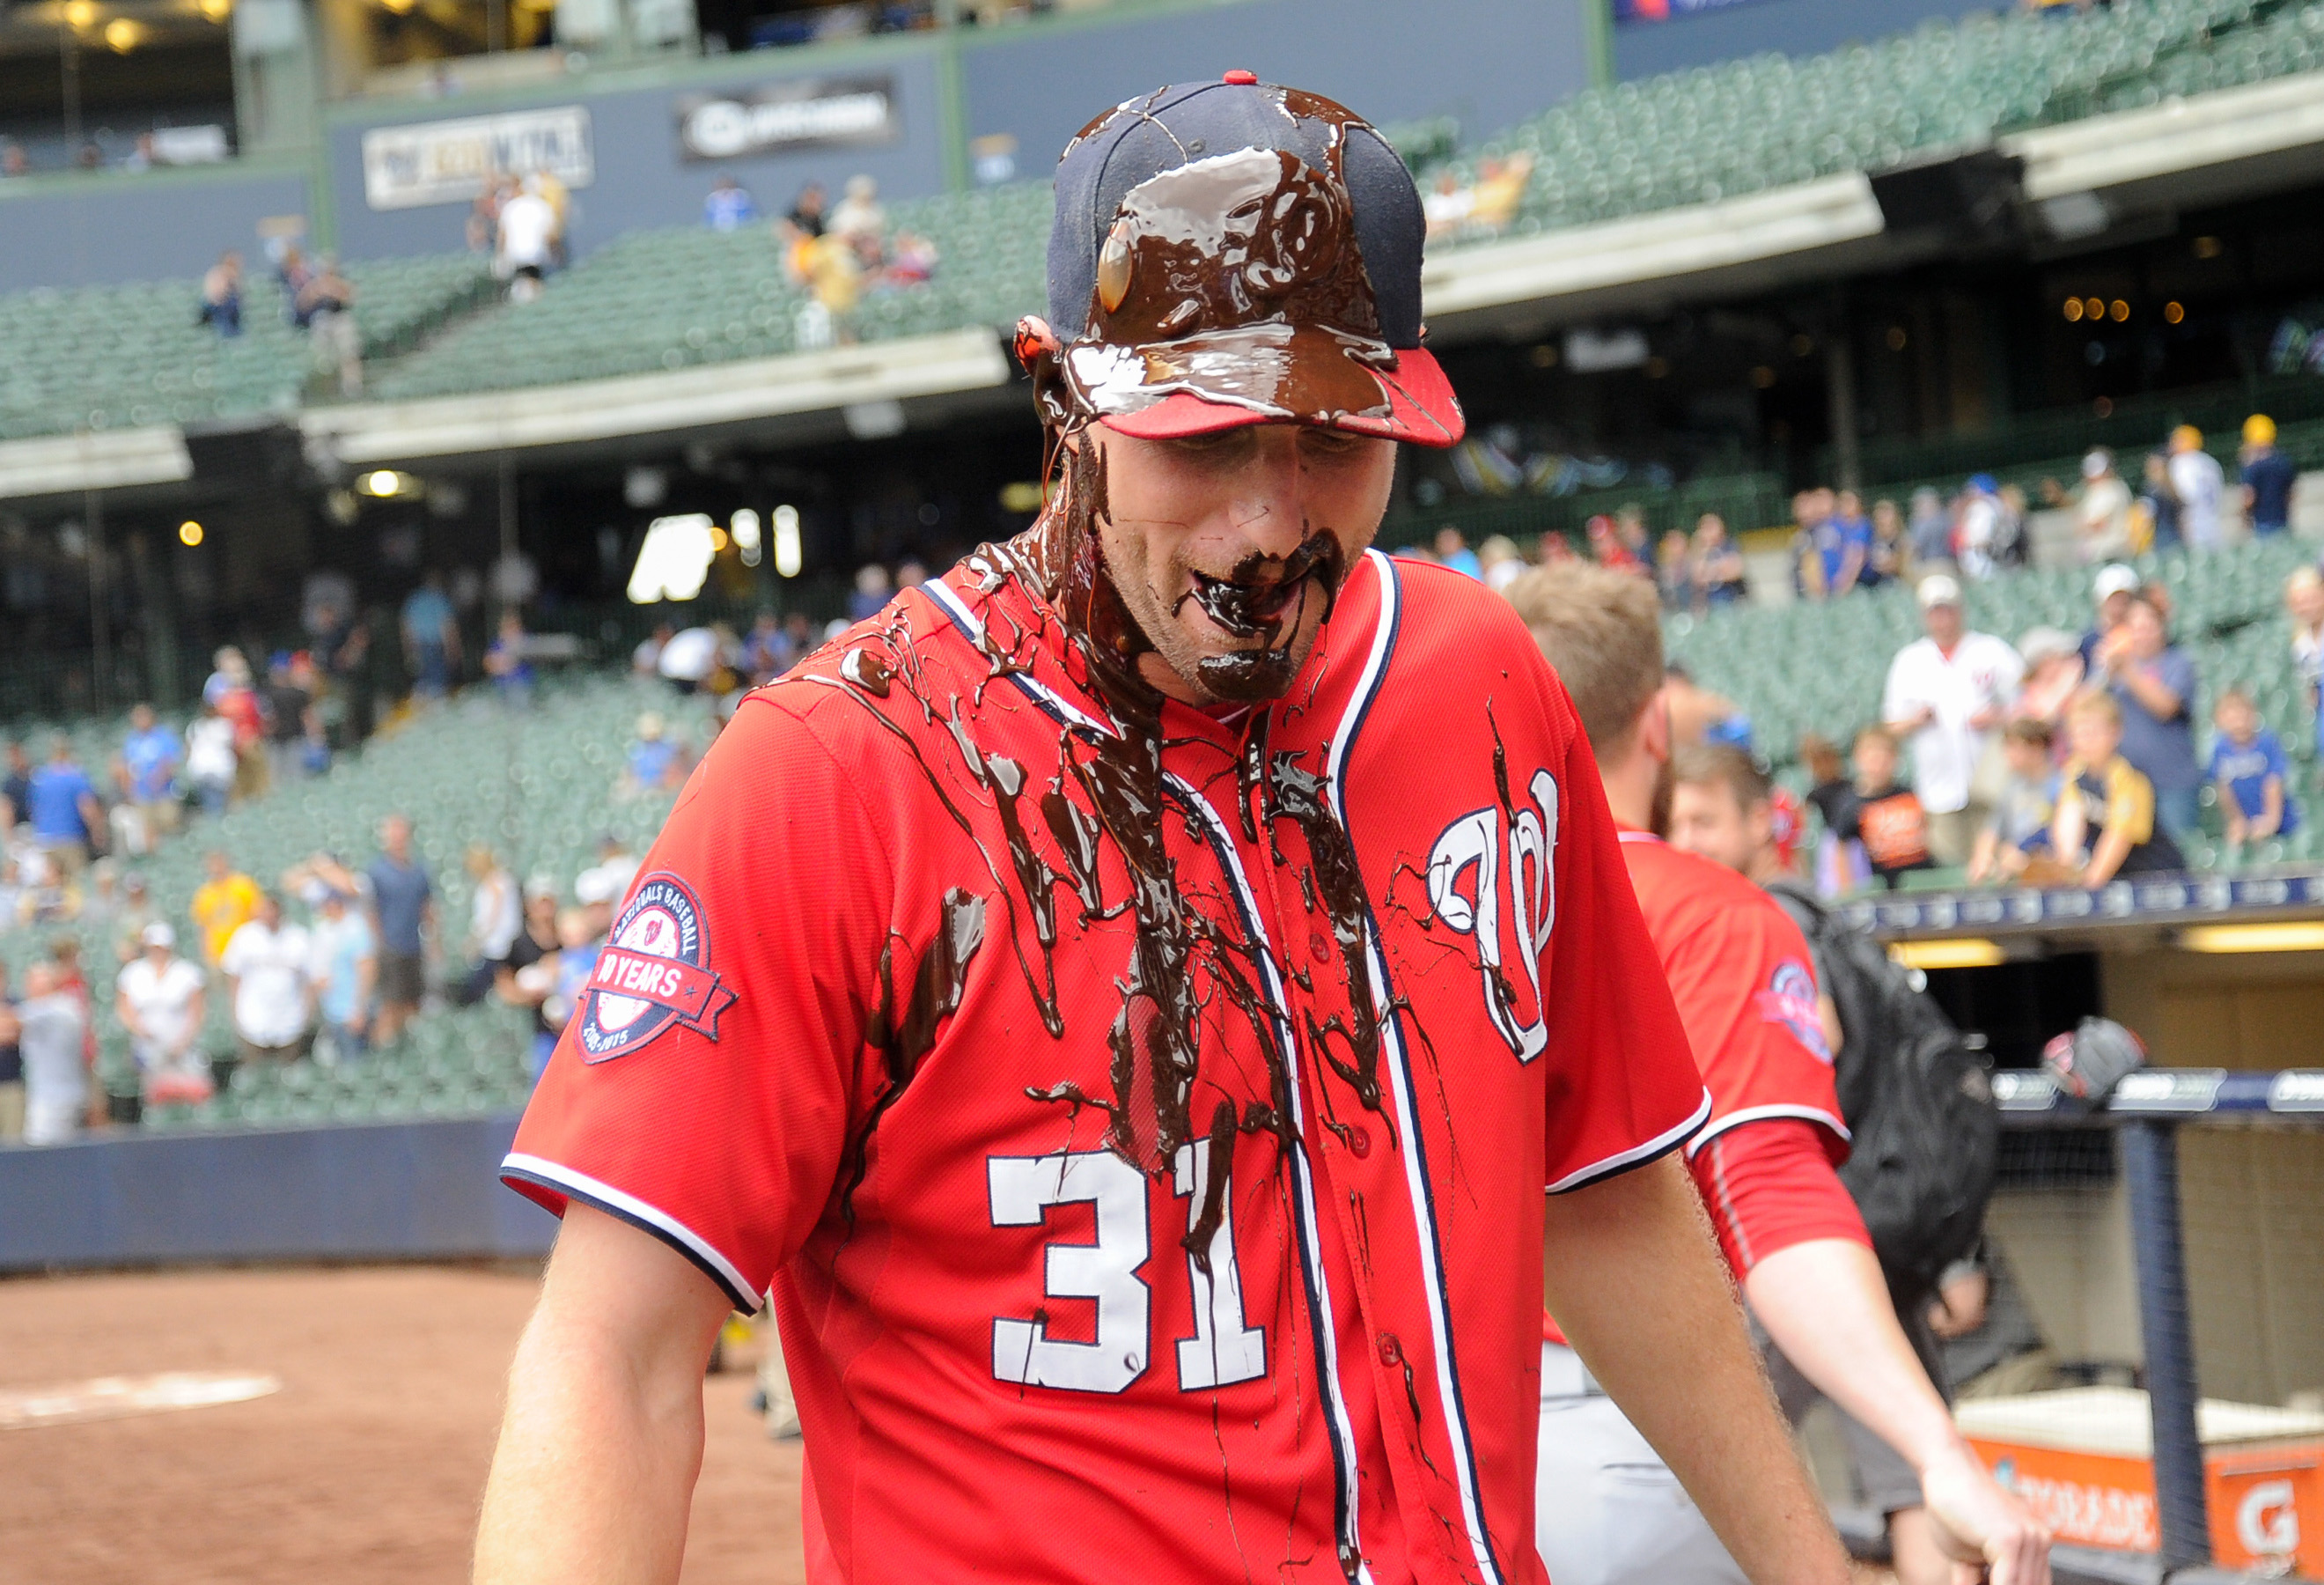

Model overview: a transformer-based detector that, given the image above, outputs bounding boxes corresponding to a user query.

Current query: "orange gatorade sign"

[1958,1387,2324,1575]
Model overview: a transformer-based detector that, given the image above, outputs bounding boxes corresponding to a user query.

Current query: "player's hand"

[1917,1441,2050,1585]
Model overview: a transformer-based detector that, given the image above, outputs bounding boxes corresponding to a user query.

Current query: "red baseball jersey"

[506,549,1708,1585]
[1615,831,1848,1161]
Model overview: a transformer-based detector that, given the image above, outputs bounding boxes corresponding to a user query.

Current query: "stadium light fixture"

[627,513,717,604]
[2165,301,2186,324]
[1887,938,2004,970]
[772,504,803,579]
[198,0,230,19]
[103,16,140,49]
[2179,922,2324,955]
[177,520,203,547]
[730,508,762,568]
[63,0,96,27]
[357,468,415,498]
[2108,300,2129,322]
[2063,299,2084,322]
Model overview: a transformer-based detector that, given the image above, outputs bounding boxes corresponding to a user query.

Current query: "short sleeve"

[2266,734,2289,779]
[1662,894,1847,1161]
[219,926,248,976]
[1536,720,1710,1193]
[2107,763,2156,844]
[504,694,890,1309]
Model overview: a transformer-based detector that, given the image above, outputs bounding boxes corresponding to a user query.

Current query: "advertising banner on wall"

[1615,0,1770,21]
[674,77,900,163]
[360,106,594,210]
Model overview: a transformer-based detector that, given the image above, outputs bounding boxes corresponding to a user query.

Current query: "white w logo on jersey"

[1425,768,1558,1063]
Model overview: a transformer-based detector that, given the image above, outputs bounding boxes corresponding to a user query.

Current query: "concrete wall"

[0,166,311,293]
[958,0,1591,185]
[1612,0,2000,81]
[0,1113,556,1271]
[326,49,950,262]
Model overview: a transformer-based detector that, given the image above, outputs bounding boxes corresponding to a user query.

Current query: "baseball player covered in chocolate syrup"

[475,76,1855,1585]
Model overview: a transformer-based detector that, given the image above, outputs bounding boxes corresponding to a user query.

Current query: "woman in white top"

[116,922,209,1103]
[457,844,523,1005]
[2289,568,2324,756]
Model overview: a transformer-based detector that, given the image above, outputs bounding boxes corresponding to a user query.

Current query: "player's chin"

[1187,626,1318,704]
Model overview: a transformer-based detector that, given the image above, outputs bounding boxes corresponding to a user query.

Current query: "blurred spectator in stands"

[2134,451,2181,551]
[454,844,522,1006]
[121,131,157,173]
[80,857,122,934]
[262,653,312,787]
[782,181,827,241]
[1996,483,2031,571]
[2241,415,2297,537]
[1968,719,2057,886]
[2209,686,2298,849]
[191,849,261,971]
[1907,485,1954,571]
[2287,568,2324,754]
[1953,475,2006,580]
[1799,732,1865,895]
[498,886,564,1074]
[2096,594,2201,843]
[2009,627,2085,748]
[1864,498,1906,588]
[632,621,674,676]
[2054,689,2183,882]
[1614,503,1649,566]
[703,173,759,231]
[484,611,536,708]
[654,624,723,695]
[1478,536,1526,594]
[1690,513,1748,608]
[367,814,435,1047]
[0,140,25,178]
[73,141,101,170]
[616,712,690,800]
[496,177,559,304]
[1654,530,1694,611]
[849,563,894,621]
[117,922,208,1106]
[742,611,790,682]
[828,173,886,242]
[2077,563,2140,675]
[0,963,18,1142]
[276,242,313,321]
[27,733,104,878]
[1932,1242,2056,1400]
[18,961,85,1146]
[307,883,375,1065]
[401,571,460,702]
[184,700,239,818]
[1882,574,2023,865]
[2,739,31,834]
[197,251,243,338]
[222,890,315,1071]
[1422,169,1473,242]
[1833,726,1933,888]
[880,229,939,288]
[2075,449,2134,564]
[1466,151,1533,232]
[113,871,158,965]
[113,703,182,854]
[467,173,513,254]
[589,833,643,903]
[1822,489,1872,596]
[299,254,363,397]
[48,936,96,1116]
[1790,488,1831,597]
[539,904,604,1045]
[795,230,863,346]
[1433,527,1482,579]
[2167,426,2225,549]
[1584,513,1640,574]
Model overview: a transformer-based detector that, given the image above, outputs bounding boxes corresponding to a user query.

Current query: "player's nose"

[1218,429,1320,559]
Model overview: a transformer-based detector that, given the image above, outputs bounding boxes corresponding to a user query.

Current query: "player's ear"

[1640,684,1674,766]
[1014,316,1075,432]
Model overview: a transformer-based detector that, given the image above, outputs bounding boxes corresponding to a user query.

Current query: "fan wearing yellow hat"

[2241,413,2297,537]
[2166,423,2227,549]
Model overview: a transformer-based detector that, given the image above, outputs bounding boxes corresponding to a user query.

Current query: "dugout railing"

[1837,1066,2324,1585]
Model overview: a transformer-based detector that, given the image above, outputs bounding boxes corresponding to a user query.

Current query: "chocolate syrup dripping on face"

[839,888,987,1227]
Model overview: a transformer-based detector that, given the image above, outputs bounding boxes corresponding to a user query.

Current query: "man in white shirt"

[496,179,559,304]
[1883,574,2026,867]
[116,922,210,1105]
[221,891,315,1066]
[2076,449,2134,564]
[2167,425,2227,550]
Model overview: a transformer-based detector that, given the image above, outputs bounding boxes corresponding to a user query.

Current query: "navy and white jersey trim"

[1683,1103,1850,1160]
[501,1153,761,1312]
[1546,1088,1713,1192]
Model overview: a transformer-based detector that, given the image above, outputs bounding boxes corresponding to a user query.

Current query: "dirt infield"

[0,1264,805,1584]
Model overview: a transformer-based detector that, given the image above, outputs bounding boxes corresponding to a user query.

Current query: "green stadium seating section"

[1,671,702,1130]
[1664,534,2324,872]
[2,0,2319,436]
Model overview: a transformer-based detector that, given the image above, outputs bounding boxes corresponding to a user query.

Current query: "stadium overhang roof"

[2003,70,2324,217]
[297,326,1013,468]
[0,424,192,502]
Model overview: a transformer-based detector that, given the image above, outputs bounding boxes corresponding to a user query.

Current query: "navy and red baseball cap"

[1041,73,1464,447]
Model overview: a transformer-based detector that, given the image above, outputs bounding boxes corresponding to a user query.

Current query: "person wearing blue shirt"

[703,174,760,232]
[2240,415,2298,536]
[2208,686,2299,844]
[401,572,459,701]
[1430,525,1483,579]
[114,703,183,844]
[26,734,102,874]
[1818,489,1873,596]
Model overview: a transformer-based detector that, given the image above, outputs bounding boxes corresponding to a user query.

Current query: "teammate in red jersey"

[475,77,1856,1585]
[1511,561,2049,1585]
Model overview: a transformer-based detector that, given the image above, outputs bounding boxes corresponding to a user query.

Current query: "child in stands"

[2054,689,2185,885]
[2208,685,2299,848]
[1969,719,2058,884]
[1835,724,1932,888]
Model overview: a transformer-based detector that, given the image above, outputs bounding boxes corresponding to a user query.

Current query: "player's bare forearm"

[1541,1156,1850,1585]
[474,1204,732,1585]
[1746,1239,2050,1585]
